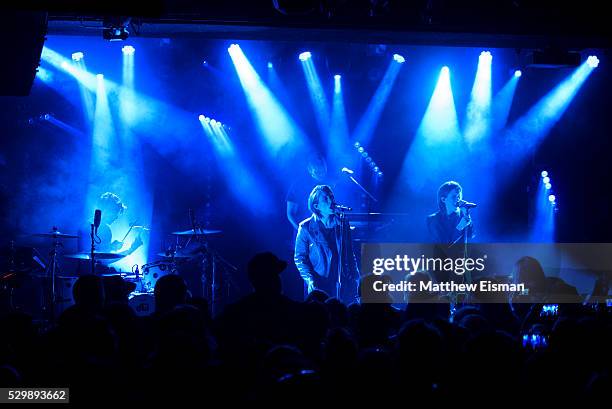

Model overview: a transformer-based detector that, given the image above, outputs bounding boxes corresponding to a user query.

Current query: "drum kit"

[1,222,234,321]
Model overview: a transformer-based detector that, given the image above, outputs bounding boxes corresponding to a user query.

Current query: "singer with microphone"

[294,185,360,303]
[427,180,475,249]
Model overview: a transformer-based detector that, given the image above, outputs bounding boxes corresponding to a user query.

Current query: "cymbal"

[64,252,125,260]
[32,231,79,239]
[171,229,222,236]
[157,251,192,259]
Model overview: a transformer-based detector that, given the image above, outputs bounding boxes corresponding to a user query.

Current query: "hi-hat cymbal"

[171,229,222,236]
[32,231,79,239]
[64,252,125,260]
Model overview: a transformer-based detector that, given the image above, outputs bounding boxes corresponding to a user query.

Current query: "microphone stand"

[90,223,96,275]
[463,208,472,285]
[344,173,378,202]
[336,210,345,301]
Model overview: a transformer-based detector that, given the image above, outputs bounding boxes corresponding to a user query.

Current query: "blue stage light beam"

[505,59,598,156]
[531,176,556,242]
[420,66,460,143]
[351,55,403,147]
[120,43,137,128]
[92,74,115,171]
[329,73,352,171]
[396,66,462,194]
[41,47,96,122]
[492,72,520,132]
[464,51,493,146]
[44,114,86,138]
[228,44,307,157]
[300,52,331,140]
[199,116,274,214]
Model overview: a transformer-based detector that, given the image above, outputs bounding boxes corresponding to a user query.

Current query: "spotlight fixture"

[299,51,312,61]
[71,52,84,62]
[122,45,135,55]
[514,70,522,78]
[393,54,405,64]
[586,55,599,68]
[479,51,492,62]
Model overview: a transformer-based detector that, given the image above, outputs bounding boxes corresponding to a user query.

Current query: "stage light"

[548,194,556,203]
[71,52,84,62]
[587,55,599,68]
[514,70,522,78]
[366,157,372,163]
[541,170,548,178]
[198,114,205,121]
[299,51,312,61]
[334,74,341,80]
[354,142,360,148]
[357,147,364,153]
[545,183,552,190]
[96,73,104,80]
[122,45,135,55]
[442,66,450,74]
[267,62,273,69]
[373,166,379,172]
[210,119,217,126]
[543,176,550,184]
[228,44,239,51]
[361,151,368,158]
[393,54,405,64]
[480,51,492,62]
[377,171,383,177]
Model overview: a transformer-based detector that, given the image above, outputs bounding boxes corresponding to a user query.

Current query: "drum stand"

[45,234,63,323]
[196,240,237,317]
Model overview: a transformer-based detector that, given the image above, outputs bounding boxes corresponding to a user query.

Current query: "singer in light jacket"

[294,185,360,303]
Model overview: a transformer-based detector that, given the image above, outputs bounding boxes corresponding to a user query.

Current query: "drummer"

[95,192,143,256]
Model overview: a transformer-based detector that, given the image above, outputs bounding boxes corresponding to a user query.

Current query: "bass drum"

[141,262,177,293]
[128,293,155,316]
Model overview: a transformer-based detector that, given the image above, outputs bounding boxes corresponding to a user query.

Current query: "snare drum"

[128,293,155,316]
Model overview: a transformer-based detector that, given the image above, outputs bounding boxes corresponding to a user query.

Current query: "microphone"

[341,167,354,175]
[93,209,102,233]
[332,203,352,212]
[457,199,477,209]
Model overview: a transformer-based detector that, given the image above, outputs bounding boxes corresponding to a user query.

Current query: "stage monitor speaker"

[0,11,47,96]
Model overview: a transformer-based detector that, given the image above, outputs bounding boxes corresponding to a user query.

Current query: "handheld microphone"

[93,209,102,233]
[457,200,477,209]
[332,203,352,212]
